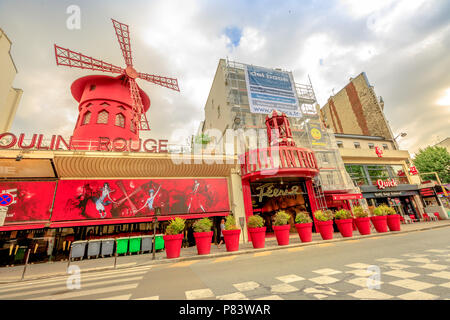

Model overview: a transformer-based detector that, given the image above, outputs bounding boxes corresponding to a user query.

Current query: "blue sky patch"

[224,26,242,48]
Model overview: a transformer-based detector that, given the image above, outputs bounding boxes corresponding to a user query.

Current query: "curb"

[1,222,449,284]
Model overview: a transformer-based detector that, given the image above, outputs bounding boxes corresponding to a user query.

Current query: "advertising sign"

[52,178,230,221]
[307,122,326,146]
[0,181,56,223]
[244,64,301,117]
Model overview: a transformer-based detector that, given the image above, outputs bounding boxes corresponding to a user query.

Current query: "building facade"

[0,28,22,133]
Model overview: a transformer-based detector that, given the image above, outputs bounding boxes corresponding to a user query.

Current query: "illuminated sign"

[0,132,168,153]
[377,178,398,189]
[409,166,418,175]
[255,183,302,202]
[375,146,383,157]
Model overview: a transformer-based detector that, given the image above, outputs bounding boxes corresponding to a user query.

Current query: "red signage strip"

[331,194,363,201]
[0,224,46,232]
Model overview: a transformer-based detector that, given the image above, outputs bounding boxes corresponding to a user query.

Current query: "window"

[101,102,110,107]
[336,141,343,148]
[388,165,409,184]
[89,84,96,91]
[383,143,389,150]
[115,113,125,128]
[367,165,390,185]
[82,111,91,125]
[345,164,368,186]
[368,143,374,149]
[97,110,109,124]
[353,142,361,149]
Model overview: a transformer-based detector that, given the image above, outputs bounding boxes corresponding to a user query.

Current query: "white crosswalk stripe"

[36,283,139,300]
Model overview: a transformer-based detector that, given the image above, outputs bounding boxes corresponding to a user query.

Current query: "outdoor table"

[129,236,142,254]
[100,238,115,257]
[116,237,129,255]
[87,239,101,259]
[70,240,87,260]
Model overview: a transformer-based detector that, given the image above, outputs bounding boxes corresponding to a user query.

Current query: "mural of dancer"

[187,180,206,213]
[92,182,117,218]
[135,185,161,214]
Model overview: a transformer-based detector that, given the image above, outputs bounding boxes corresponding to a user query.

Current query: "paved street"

[0,226,449,300]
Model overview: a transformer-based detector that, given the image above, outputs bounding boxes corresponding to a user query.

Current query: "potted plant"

[294,211,313,242]
[272,210,291,245]
[163,217,185,259]
[247,215,266,249]
[193,218,213,255]
[314,210,334,240]
[386,206,401,231]
[371,205,389,233]
[222,215,241,252]
[334,209,353,238]
[353,206,371,235]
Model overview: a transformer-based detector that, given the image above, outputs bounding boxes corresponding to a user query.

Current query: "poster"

[52,178,230,221]
[307,122,326,146]
[0,181,56,223]
[244,64,301,117]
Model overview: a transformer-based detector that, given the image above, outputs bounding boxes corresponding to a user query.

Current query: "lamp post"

[152,207,161,260]
[393,132,407,150]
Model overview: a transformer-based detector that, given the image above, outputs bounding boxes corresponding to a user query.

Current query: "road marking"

[317,243,335,247]
[287,247,304,252]
[40,283,139,300]
[254,251,272,257]
[270,283,299,293]
[348,289,393,299]
[275,274,304,283]
[213,256,237,263]
[0,276,143,299]
[169,260,199,268]
[185,288,214,300]
[233,281,260,292]
[134,296,160,300]
[216,292,248,300]
[99,294,132,300]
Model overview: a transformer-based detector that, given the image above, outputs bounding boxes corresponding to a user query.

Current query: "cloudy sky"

[1,0,449,153]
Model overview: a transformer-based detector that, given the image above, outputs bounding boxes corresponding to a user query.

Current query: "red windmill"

[54,18,179,150]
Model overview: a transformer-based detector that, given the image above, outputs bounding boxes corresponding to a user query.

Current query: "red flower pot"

[316,220,334,240]
[387,214,401,231]
[163,234,184,259]
[335,219,353,237]
[222,229,241,252]
[248,227,266,249]
[370,216,388,233]
[193,231,213,255]
[355,217,371,235]
[295,223,312,242]
[273,224,290,245]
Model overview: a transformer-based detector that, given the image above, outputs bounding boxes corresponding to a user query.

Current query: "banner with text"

[244,64,301,117]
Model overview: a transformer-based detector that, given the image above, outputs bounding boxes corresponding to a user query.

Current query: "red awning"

[330,193,363,201]
[0,224,46,231]
[49,212,230,228]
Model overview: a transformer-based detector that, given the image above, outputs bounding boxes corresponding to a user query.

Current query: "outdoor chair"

[433,212,441,220]
[409,214,419,222]
[403,215,413,224]
[422,213,431,222]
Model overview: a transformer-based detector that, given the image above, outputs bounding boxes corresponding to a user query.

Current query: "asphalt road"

[0,226,449,300]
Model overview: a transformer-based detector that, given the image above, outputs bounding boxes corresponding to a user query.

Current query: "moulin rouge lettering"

[255,183,302,202]
[376,178,398,189]
[0,132,168,153]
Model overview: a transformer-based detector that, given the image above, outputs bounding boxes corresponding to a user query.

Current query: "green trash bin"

[129,236,142,254]
[116,237,129,255]
[154,234,164,251]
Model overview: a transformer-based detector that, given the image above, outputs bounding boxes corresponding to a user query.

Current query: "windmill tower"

[54,19,179,150]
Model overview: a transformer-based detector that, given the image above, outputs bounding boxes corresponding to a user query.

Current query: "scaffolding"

[223,59,358,198]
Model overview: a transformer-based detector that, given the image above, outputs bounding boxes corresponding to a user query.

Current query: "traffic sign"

[0,193,14,207]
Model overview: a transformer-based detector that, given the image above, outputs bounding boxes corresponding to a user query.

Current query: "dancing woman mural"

[136,185,161,214]
[92,182,116,218]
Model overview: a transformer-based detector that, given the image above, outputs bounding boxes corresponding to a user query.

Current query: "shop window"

[345,164,368,186]
[353,142,361,149]
[368,143,374,149]
[97,110,109,124]
[389,165,409,184]
[82,111,91,125]
[367,165,390,185]
[383,143,389,150]
[115,113,125,128]
[336,141,343,148]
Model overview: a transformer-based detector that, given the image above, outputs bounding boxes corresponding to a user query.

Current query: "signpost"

[0,192,13,227]
[152,207,161,260]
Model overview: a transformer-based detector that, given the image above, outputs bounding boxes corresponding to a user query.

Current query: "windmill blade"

[137,72,180,92]
[111,18,133,67]
[129,78,150,131]
[54,45,124,74]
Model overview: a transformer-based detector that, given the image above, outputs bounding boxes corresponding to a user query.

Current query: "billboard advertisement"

[307,122,326,146]
[0,181,56,223]
[52,178,230,221]
[244,64,301,117]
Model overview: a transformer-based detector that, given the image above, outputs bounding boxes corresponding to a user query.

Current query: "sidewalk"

[1,220,449,283]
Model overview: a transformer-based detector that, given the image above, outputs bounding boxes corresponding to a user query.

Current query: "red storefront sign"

[331,193,363,201]
[377,179,398,189]
[409,166,418,175]
[0,181,56,223]
[375,146,383,157]
[51,178,230,222]
[419,188,435,197]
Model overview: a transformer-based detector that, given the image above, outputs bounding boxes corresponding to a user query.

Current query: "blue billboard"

[244,64,301,117]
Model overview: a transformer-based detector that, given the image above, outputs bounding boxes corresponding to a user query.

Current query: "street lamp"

[394,132,407,140]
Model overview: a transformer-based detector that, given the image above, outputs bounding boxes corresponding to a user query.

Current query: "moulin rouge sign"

[0,132,169,153]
